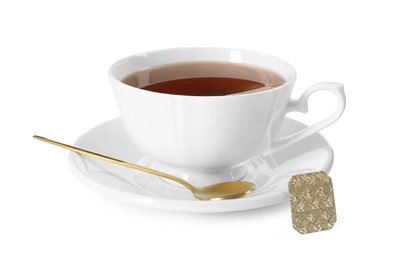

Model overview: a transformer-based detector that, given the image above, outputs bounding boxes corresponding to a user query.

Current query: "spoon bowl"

[33,135,255,200]
[191,181,255,200]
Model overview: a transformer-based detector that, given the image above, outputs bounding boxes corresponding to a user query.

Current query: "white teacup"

[109,47,345,183]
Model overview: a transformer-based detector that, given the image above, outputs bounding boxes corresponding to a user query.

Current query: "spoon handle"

[33,135,193,189]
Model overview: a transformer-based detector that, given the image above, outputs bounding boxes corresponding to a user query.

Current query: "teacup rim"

[108,47,297,98]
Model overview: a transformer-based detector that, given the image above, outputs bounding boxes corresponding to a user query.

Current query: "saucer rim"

[68,117,333,213]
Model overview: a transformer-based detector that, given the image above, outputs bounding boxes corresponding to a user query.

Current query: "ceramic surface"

[69,118,334,213]
[108,47,345,171]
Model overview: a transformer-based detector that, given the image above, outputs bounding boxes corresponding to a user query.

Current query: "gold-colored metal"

[288,171,337,234]
[33,135,255,200]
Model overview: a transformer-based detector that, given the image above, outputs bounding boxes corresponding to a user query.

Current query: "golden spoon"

[33,135,255,200]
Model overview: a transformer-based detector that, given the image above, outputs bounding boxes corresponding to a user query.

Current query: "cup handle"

[271,82,346,153]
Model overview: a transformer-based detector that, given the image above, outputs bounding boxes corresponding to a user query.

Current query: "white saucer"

[69,118,333,213]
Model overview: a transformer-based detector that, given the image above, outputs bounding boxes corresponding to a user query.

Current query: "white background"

[1,0,395,259]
